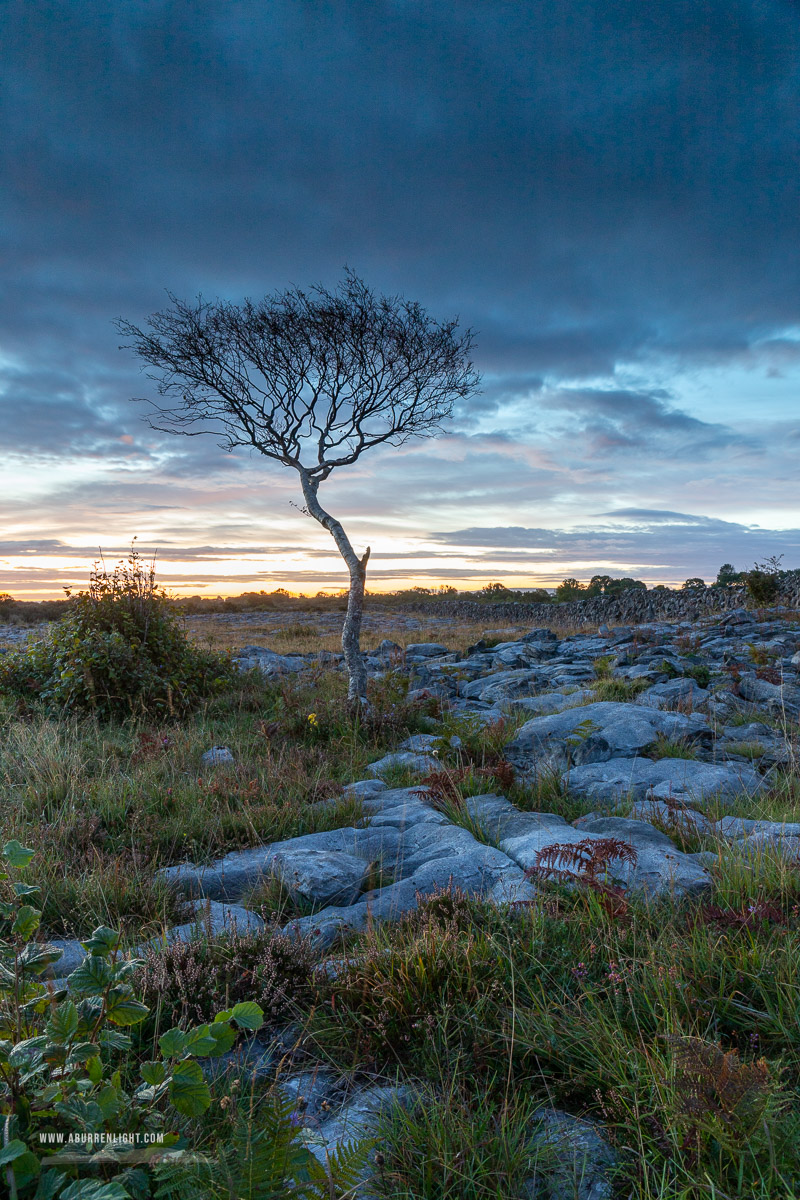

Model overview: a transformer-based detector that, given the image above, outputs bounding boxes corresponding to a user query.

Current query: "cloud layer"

[2,1,800,595]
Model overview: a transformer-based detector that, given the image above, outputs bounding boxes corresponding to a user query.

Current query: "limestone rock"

[280,1069,341,1120]
[44,938,88,979]
[626,797,714,835]
[270,848,369,907]
[716,815,800,839]
[563,758,764,805]
[198,1033,275,1082]
[147,900,265,948]
[305,1083,416,1194]
[635,677,709,710]
[342,778,388,800]
[398,733,439,752]
[460,669,541,703]
[504,702,710,771]
[234,646,307,675]
[462,793,569,844]
[574,816,711,897]
[366,751,440,778]
[404,642,450,657]
[524,1108,618,1200]
[507,690,593,717]
[201,745,235,766]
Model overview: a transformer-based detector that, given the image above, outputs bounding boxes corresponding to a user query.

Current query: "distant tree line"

[2,557,798,625]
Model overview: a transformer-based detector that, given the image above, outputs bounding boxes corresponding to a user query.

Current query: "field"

[2,608,800,1198]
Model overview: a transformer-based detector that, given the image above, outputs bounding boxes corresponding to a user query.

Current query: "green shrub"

[745,568,781,607]
[0,838,266,1197]
[685,663,711,688]
[0,842,368,1199]
[0,547,232,718]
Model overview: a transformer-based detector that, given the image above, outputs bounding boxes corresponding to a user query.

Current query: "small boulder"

[202,745,235,766]
[524,1108,618,1200]
[43,939,87,979]
[404,642,450,657]
[399,733,439,752]
[341,778,388,800]
[366,751,440,778]
[374,639,403,657]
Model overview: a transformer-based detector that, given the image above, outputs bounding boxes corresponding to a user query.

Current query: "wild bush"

[0,842,369,1198]
[0,546,232,717]
[137,923,315,1028]
[0,839,265,1196]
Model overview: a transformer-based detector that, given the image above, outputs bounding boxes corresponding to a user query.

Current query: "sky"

[2,0,800,599]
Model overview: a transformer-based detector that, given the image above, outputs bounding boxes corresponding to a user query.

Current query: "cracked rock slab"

[563,758,765,805]
[279,830,525,949]
[270,848,369,907]
[157,826,405,902]
[635,678,710,710]
[460,669,542,703]
[626,797,714,835]
[462,793,570,844]
[504,702,710,771]
[716,816,800,839]
[574,816,711,897]
[506,690,593,717]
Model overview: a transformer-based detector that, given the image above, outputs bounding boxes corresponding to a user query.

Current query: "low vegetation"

[0,548,232,718]
[1,562,800,1197]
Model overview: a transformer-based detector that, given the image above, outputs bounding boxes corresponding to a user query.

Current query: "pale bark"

[299,469,370,701]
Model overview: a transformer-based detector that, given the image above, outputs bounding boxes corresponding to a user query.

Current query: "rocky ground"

[37,605,800,1197]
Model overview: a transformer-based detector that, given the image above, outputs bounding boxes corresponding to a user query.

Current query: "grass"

[3,608,800,1197]
[648,735,700,760]
[591,676,650,702]
[182,611,599,658]
[589,654,652,702]
[303,873,800,1197]
[0,665,430,936]
[721,739,768,758]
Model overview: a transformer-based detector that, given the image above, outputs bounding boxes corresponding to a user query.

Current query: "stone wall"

[404,583,800,627]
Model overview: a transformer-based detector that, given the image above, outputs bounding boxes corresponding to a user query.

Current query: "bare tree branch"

[117,269,480,700]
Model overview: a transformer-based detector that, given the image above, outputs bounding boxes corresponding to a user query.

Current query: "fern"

[664,1035,775,1163]
[151,1089,373,1199]
[302,1138,374,1199]
[414,759,516,813]
[413,767,470,809]
[526,836,638,916]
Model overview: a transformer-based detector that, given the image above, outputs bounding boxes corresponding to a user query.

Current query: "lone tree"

[117,271,479,701]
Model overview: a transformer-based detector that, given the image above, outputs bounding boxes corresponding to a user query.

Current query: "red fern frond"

[526,836,637,888]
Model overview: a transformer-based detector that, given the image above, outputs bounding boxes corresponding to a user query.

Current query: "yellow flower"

[307,713,318,727]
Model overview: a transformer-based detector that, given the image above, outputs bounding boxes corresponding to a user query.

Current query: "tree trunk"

[298,469,370,702]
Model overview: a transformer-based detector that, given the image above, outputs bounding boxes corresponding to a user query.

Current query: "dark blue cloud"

[2,1,800,591]
[431,513,800,580]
